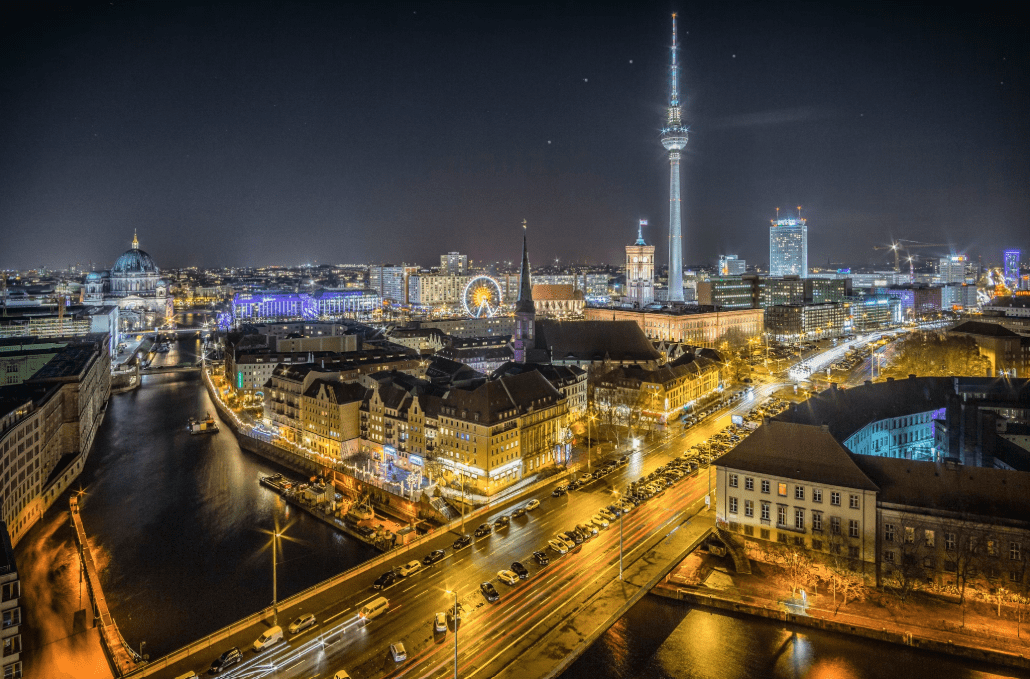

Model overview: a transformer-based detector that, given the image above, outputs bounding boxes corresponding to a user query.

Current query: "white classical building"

[83,232,173,331]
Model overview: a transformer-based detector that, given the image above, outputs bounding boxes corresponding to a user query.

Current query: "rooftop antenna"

[797,205,802,220]
[776,207,780,221]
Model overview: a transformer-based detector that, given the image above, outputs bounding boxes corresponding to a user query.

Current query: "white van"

[252,625,283,652]
[360,597,389,621]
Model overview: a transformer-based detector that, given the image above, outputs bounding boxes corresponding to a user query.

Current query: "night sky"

[1,1,1026,271]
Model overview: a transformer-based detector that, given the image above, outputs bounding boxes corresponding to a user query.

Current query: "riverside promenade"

[70,497,139,677]
[653,548,1030,671]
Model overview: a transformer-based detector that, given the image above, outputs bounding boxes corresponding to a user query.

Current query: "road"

[147,383,783,679]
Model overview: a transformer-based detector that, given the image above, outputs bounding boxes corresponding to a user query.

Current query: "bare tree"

[822,533,866,614]
[775,543,816,596]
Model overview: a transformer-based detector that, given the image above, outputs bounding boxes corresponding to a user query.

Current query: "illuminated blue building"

[231,289,380,323]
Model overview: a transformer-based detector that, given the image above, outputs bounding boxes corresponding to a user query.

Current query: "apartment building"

[716,421,879,577]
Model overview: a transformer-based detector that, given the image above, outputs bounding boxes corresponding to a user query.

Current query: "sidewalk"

[655,551,1030,670]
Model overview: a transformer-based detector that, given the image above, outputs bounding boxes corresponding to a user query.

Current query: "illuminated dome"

[112,248,158,275]
[85,271,103,282]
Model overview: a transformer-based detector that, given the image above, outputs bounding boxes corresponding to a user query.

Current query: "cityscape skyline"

[1,2,1027,272]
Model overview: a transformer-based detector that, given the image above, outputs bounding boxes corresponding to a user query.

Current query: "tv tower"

[661,13,688,303]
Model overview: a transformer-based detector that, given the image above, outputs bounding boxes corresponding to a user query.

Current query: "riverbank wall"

[651,585,1030,671]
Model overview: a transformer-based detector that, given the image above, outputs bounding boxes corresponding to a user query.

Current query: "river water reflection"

[565,594,1021,679]
[52,338,376,658]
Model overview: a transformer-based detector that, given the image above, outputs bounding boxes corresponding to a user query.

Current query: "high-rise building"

[660,14,688,303]
[718,255,746,276]
[625,220,655,307]
[769,212,808,277]
[439,252,468,276]
[938,255,968,285]
[1004,250,1021,288]
[513,222,535,363]
[369,265,417,304]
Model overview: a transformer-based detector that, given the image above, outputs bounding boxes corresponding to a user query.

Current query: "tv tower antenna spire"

[661,13,688,303]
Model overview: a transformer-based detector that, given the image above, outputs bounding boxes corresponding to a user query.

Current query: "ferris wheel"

[462,276,504,318]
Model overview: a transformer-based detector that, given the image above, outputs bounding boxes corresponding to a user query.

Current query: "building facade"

[718,255,746,276]
[440,252,468,276]
[716,421,879,578]
[625,220,655,307]
[231,290,381,322]
[769,217,808,278]
[369,265,418,304]
[585,306,764,348]
[0,336,111,547]
[764,302,850,341]
[82,233,173,331]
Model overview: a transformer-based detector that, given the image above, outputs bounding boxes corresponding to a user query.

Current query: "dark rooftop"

[775,377,1030,442]
[717,420,879,492]
[949,320,1021,338]
[528,320,661,363]
[847,454,1030,525]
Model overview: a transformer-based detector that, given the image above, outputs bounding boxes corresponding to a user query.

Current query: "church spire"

[515,219,534,313]
[132,229,139,250]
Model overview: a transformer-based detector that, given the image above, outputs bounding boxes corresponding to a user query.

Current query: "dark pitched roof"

[490,361,586,386]
[717,421,879,492]
[528,320,661,363]
[949,320,1020,338]
[776,377,1030,442]
[440,370,563,425]
[847,454,1030,524]
[303,379,367,403]
[424,356,486,384]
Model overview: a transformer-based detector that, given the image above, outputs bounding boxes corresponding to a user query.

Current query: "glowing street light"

[444,589,459,678]
[612,489,624,580]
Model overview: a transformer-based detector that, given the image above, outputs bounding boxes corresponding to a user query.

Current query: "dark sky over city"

[1,1,1026,271]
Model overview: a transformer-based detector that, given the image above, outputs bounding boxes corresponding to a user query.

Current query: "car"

[511,561,529,578]
[551,486,567,497]
[288,613,316,634]
[252,625,283,652]
[390,642,407,662]
[397,560,421,577]
[591,515,610,528]
[422,549,446,565]
[511,507,527,518]
[453,534,473,550]
[493,515,511,529]
[480,581,500,602]
[598,508,616,521]
[533,550,550,565]
[447,603,463,623]
[526,499,541,510]
[434,612,448,633]
[576,523,597,537]
[606,505,623,517]
[619,455,629,464]
[560,530,583,545]
[618,501,635,512]
[474,523,492,537]
[372,571,397,590]
[333,672,352,679]
[209,647,242,674]
[548,538,568,554]
[497,569,520,585]
[567,480,583,491]
[579,473,593,483]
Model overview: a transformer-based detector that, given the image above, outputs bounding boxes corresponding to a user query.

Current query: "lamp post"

[587,414,596,473]
[272,527,281,626]
[445,590,459,678]
[612,490,624,580]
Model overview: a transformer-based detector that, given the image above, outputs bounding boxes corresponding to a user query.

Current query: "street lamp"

[587,414,597,473]
[445,589,459,678]
[612,490,624,580]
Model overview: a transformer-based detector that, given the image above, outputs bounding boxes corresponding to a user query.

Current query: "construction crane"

[873,240,950,274]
